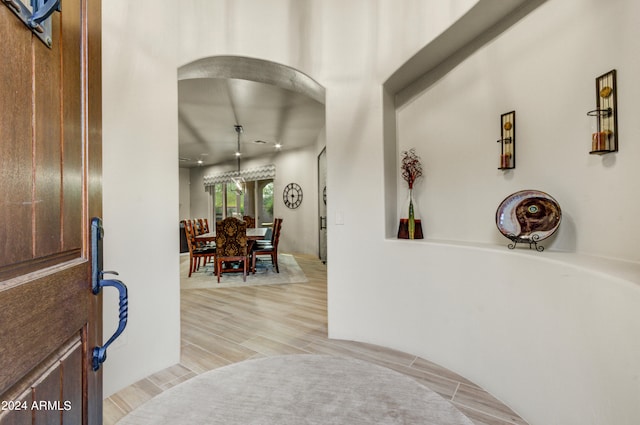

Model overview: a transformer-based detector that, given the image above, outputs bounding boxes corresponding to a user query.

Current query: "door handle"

[92,275,128,371]
[91,218,129,371]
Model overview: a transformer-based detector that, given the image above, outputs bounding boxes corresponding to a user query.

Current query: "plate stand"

[506,234,544,252]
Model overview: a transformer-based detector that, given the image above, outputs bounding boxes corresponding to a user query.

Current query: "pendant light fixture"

[232,125,245,195]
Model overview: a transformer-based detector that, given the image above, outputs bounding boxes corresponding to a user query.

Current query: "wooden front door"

[0,0,102,424]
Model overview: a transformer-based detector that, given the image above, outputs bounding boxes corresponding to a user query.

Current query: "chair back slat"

[202,218,210,233]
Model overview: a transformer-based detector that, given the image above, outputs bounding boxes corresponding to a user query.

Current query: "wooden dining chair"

[252,217,275,249]
[201,218,210,234]
[252,218,282,273]
[197,218,210,234]
[193,219,203,235]
[184,219,194,236]
[242,215,256,228]
[183,220,216,277]
[185,219,208,248]
[215,217,249,282]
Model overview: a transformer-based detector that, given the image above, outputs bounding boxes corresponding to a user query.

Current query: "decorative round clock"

[283,183,303,209]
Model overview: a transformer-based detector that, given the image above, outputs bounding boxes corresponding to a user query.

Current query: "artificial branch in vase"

[398,148,423,239]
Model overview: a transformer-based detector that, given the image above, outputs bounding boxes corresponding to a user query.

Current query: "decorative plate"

[495,190,561,241]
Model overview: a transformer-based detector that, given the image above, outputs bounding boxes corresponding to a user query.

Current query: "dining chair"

[254,226,273,248]
[197,218,211,234]
[201,218,210,234]
[252,218,282,273]
[184,219,194,236]
[194,218,204,235]
[183,220,216,277]
[242,215,256,228]
[215,217,249,282]
[185,219,209,248]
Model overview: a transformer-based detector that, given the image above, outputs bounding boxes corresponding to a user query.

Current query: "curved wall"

[367,1,640,424]
[175,1,640,424]
[102,2,640,425]
[337,241,640,425]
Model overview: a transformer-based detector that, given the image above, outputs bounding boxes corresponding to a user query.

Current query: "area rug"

[181,253,308,289]
[117,355,474,425]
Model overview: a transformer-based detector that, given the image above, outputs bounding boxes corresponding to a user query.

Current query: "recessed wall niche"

[381,0,547,240]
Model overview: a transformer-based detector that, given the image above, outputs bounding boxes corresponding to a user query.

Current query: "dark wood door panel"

[1,3,83,279]
[1,1,102,423]
[32,361,63,424]
[0,261,88,393]
[0,389,31,425]
[0,338,82,425]
[60,340,83,424]
[33,12,63,259]
[61,0,83,253]
[0,7,34,268]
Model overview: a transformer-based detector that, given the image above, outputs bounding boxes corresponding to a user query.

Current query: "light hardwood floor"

[104,254,528,425]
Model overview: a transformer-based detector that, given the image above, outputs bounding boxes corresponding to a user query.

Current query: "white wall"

[397,0,640,262]
[104,1,640,424]
[102,1,180,396]
[332,1,640,424]
[101,0,467,401]
[179,168,191,220]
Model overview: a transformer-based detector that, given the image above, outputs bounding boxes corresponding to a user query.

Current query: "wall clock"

[283,182,303,209]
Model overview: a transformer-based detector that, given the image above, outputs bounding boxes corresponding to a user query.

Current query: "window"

[260,182,274,225]
[209,179,273,225]
[225,183,244,218]
[214,184,224,224]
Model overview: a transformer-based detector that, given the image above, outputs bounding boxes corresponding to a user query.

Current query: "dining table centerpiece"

[397,148,424,239]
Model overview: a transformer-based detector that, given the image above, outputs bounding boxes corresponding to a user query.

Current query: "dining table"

[194,227,268,243]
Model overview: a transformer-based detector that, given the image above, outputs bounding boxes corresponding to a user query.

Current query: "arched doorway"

[177,55,327,257]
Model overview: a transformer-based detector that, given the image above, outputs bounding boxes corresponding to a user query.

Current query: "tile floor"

[104,254,528,425]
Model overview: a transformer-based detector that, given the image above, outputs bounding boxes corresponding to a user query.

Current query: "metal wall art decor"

[497,111,515,170]
[2,0,61,47]
[495,190,561,252]
[588,69,618,154]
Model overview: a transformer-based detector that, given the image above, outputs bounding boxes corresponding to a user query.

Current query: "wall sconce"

[588,69,618,155]
[497,111,515,170]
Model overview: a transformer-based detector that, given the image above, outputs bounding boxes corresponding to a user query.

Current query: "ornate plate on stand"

[495,190,561,251]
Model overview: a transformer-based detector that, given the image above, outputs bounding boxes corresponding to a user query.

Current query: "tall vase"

[397,188,423,239]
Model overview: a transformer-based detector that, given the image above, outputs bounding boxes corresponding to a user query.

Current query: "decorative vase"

[397,188,423,239]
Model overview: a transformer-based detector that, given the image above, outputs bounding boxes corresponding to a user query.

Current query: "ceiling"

[178,76,326,168]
